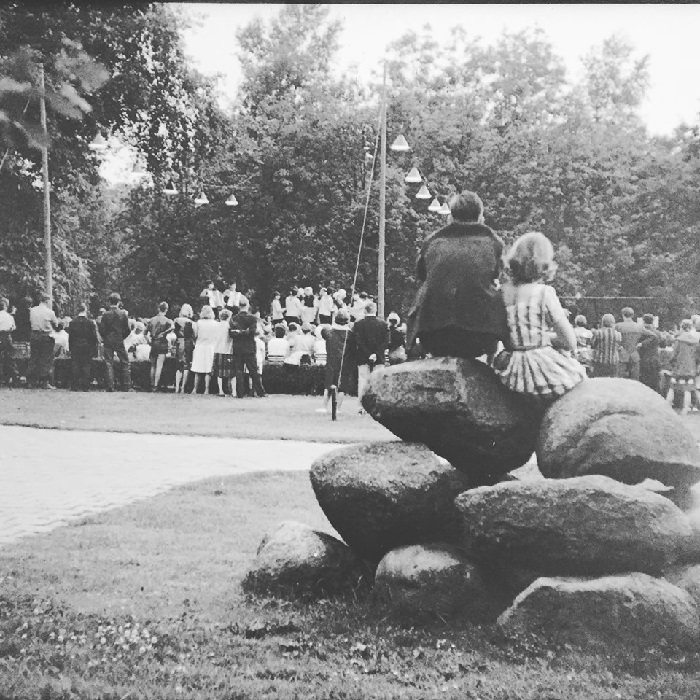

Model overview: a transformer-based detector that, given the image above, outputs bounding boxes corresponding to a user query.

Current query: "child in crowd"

[591,314,622,378]
[493,231,586,404]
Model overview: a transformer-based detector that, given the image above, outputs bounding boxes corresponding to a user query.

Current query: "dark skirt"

[214,352,235,378]
[176,338,195,370]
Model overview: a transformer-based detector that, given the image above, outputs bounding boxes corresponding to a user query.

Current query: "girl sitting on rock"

[493,231,586,404]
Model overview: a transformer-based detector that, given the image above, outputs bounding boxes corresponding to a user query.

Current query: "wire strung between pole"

[332,103,383,420]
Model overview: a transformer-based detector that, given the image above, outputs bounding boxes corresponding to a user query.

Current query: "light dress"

[190,318,220,374]
[494,282,586,399]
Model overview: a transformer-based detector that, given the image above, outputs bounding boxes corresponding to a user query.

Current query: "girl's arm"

[544,286,577,352]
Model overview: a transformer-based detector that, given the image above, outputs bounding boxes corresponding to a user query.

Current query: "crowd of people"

[0,283,407,407]
[0,189,697,415]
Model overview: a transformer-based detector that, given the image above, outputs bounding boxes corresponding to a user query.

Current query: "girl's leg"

[150,359,157,391]
[194,373,201,394]
[204,373,211,395]
[182,369,190,394]
[175,369,182,393]
[154,354,165,389]
[217,376,225,396]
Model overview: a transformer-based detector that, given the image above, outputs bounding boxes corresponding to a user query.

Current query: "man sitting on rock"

[406,190,508,359]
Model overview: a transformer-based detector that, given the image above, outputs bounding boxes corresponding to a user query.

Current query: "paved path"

[0,425,338,547]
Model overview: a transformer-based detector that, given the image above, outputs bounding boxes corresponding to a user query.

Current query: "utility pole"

[377,61,387,319]
[39,64,52,301]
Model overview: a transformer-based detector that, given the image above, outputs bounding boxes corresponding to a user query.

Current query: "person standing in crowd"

[301,287,317,325]
[615,307,655,381]
[407,190,508,358]
[146,301,173,392]
[229,298,266,398]
[200,280,216,309]
[350,292,369,323]
[13,296,32,343]
[270,291,285,325]
[638,313,663,394]
[318,309,356,413]
[213,308,235,396]
[99,292,132,392]
[285,287,302,326]
[670,319,700,412]
[53,320,70,359]
[211,280,226,318]
[190,305,219,394]
[67,303,98,392]
[174,303,195,394]
[0,297,17,387]
[387,312,407,365]
[317,287,334,325]
[573,315,593,376]
[28,293,59,389]
[352,301,389,406]
[591,314,622,378]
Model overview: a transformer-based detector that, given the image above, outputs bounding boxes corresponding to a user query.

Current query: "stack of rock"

[243,357,700,648]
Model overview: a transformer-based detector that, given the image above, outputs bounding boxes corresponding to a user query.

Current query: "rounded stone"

[361,357,540,483]
[242,520,366,598]
[374,543,500,621]
[456,475,694,576]
[498,573,700,649]
[309,442,472,564]
[536,378,700,491]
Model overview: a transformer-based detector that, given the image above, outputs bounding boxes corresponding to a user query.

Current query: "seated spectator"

[387,312,407,364]
[266,325,290,365]
[286,322,301,353]
[124,321,148,359]
[314,324,328,365]
[297,322,316,357]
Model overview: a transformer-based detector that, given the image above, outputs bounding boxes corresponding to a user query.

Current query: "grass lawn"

[2,471,700,700]
[0,389,394,444]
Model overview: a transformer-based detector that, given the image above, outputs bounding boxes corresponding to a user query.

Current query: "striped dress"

[494,283,586,399]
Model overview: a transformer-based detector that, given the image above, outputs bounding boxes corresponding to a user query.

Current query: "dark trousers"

[639,361,661,394]
[318,314,332,325]
[103,344,132,391]
[71,351,93,391]
[232,351,265,397]
[419,328,499,359]
[593,361,618,378]
[28,332,55,387]
[0,332,16,386]
[618,357,640,381]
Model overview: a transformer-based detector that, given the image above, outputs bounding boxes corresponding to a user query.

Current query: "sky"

[177,3,700,137]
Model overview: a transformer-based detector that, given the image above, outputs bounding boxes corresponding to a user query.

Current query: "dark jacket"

[229,311,258,353]
[99,306,130,347]
[352,315,390,365]
[68,316,98,357]
[638,325,662,366]
[407,221,508,347]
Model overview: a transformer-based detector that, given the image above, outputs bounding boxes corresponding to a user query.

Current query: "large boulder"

[309,442,472,564]
[665,564,700,609]
[498,573,700,649]
[374,543,501,621]
[456,475,693,576]
[536,378,700,491]
[242,521,366,597]
[361,357,540,482]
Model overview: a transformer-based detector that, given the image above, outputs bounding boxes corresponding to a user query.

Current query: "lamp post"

[39,65,52,301]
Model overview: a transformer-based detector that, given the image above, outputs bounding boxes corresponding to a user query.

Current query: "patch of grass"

[2,471,700,699]
[0,390,394,444]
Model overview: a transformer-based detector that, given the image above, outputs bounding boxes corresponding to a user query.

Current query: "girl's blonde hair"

[505,231,556,284]
[200,305,214,320]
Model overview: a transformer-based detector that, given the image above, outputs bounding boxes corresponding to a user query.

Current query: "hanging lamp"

[428,197,441,212]
[404,167,422,184]
[390,134,410,152]
[438,201,451,215]
[194,191,209,205]
[163,180,178,196]
[225,194,238,207]
[415,184,431,199]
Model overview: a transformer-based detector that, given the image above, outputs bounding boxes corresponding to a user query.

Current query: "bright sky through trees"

[179,3,700,137]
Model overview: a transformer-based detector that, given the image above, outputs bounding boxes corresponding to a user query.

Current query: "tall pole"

[378,62,387,319]
[39,64,52,301]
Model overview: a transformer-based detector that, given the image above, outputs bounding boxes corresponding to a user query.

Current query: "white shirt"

[318,294,334,316]
[267,337,289,359]
[0,310,15,332]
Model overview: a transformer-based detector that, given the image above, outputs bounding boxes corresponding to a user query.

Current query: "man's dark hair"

[158,301,169,313]
[77,302,88,314]
[275,325,286,338]
[643,313,654,325]
[215,279,226,292]
[108,293,121,306]
[449,190,484,222]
